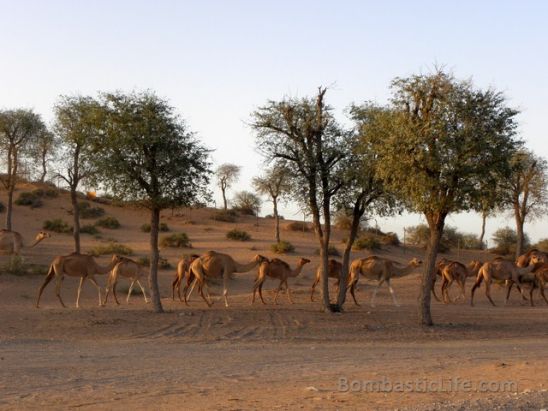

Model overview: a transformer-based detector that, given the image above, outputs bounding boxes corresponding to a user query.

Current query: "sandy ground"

[0,183,547,410]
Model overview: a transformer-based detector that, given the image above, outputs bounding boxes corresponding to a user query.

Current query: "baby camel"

[522,254,548,306]
[438,260,483,304]
[171,254,200,302]
[0,230,50,255]
[310,259,345,302]
[252,257,310,304]
[103,257,149,305]
[36,253,122,308]
[347,256,422,307]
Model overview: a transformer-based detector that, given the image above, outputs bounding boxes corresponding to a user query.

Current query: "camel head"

[298,258,311,266]
[30,231,51,248]
[529,253,546,267]
[409,257,423,267]
[254,254,268,264]
[111,254,124,265]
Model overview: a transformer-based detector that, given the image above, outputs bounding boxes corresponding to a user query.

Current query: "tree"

[30,127,58,183]
[492,226,530,255]
[0,109,46,230]
[501,150,548,258]
[252,87,346,312]
[93,91,211,313]
[54,96,101,253]
[367,70,519,325]
[252,164,291,243]
[232,190,261,216]
[216,163,240,210]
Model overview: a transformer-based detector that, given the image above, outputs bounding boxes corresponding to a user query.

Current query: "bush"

[381,232,400,246]
[77,201,105,219]
[334,212,354,230]
[15,192,43,208]
[95,216,121,229]
[314,246,340,256]
[461,234,483,250]
[491,226,530,256]
[226,229,251,241]
[232,191,261,216]
[0,256,48,276]
[90,242,133,256]
[353,234,381,250]
[43,219,72,233]
[534,238,548,253]
[140,223,170,233]
[80,224,99,235]
[213,210,238,222]
[271,240,295,254]
[137,256,171,269]
[32,188,59,198]
[160,233,192,248]
[285,221,310,232]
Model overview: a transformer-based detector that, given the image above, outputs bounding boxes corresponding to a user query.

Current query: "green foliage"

[43,218,72,233]
[77,201,105,219]
[90,242,133,256]
[15,192,43,208]
[406,224,482,252]
[1,256,49,277]
[213,210,238,222]
[491,226,530,255]
[314,246,340,256]
[137,255,172,269]
[140,223,170,233]
[380,232,400,246]
[534,239,548,253]
[285,221,310,232]
[353,234,381,251]
[232,191,261,216]
[226,229,251,241]
[95,216,120,229]
[271,240,295,254]
[80,224,99,235]
[461,234,484,250]
[32,188,59,198]
[160,232,192,248]
[334,212,353,230]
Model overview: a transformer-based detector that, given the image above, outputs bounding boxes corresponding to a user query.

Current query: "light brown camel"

[516,249,547,267]
[431,258,450,302]
[252,257,311,304]
[36,253,122,308]
[0,230,50,255]
[347,256,422,307]
[470,258,535,306]
[171,254,200,302]
[522,254,548,306]
[310,259,345,302]
[103,257,149,305]
[186,251,267,307]
[438,260,483,303]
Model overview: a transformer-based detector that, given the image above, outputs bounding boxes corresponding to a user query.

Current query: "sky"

[1,0,547,243]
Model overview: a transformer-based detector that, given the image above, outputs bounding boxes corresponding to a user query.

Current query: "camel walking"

[0,230,50,255]
[523,254,548,306]
[516,249,547,267]
[431,258,450,302]
[186,251,267,307]
[347,256,422,307]
[470,258,534,306]
[438,260,482,303]
[252,257,310,304]
[103,257,149,305]
[310,259,345,302]
[171,254,200,302]
[36,254,122,308]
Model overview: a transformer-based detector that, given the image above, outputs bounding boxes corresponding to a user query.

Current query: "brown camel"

[103,257,149,305]
[186,251,267,307]
[470,258,535,306]
[516,249,547,267]
[36,253,122,308]
[0,230,50,255]
[171,254,200,302]
[252,257,311,304]
[431,258,450,302]
[310,259,345,302]
[347,256,422,307]
[522,254,548,306]
[438,260,482,303]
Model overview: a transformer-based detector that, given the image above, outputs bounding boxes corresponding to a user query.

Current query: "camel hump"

[271,258,290,269]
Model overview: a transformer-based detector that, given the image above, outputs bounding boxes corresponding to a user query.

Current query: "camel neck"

[233,259,259,273]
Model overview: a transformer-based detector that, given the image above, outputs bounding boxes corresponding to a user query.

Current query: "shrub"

[285,221,310,232]
[140,223,170,233]
[43,219,72,233]
[0,256,48,276]
[334,213,353,230]
[491,226,530,256]
[160,233,192,248]
[213,210,238,222]
[226,229,251,241]
[137,256,171,269]
[461,234,483,250]
[381,232,400,246]
[90,242,133,256]
[264,214,284,220]
[353,234,381,251]
[95,216,121,229]
[232,191,261,216]
[534,238,548,253]
[32,188,59,198]
[80,224,99,235]
[15,192,43,208]
[314,246,340,256]
[271,240,295,254]
[77,201,105,219]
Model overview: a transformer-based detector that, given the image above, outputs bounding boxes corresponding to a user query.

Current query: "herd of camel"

[2,228,548,309]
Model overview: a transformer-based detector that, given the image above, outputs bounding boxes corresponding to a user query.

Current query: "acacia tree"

[252,164,291,243]
[252,87,346,312]
[54,96,101,253]
[0,109,45,230]
[232,190,261,216]
[93,91,211,313]
[502,150,548,257]
[216,163,240,210]
[368,71,519,325]
[475,175,506,248]
[30,127,58,183]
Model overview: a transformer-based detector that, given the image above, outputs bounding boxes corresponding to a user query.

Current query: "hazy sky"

[1,0,547,243]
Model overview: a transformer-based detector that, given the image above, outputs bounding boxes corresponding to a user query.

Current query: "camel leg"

[87,276,104,307]
[222,272,229,308]
[540,283,548,305]
[258,280,266,305]
[285,280,294,304]
[370,280,385,307]
[386,279,399,307]
[310,277,319,302]
[456,278,466,301]
[103,282,111,306]
[431,275,442,302]
[36,269,55,308]
[274,280,284,305]
[171,277,178,301]
[529,285,535,307]
[54,275,66,308]
[137,280,149,303]
[347,280,360,306]
[184,277,198,306]
[76,277,86,308]
[485,280,496,307]
[199,281,213,307]
[441,278,449,304]
[470,275,483,307]
[504,282,514,306]
[127,280,136,304]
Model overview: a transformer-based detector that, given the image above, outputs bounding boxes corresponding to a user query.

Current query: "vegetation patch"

[43,218,72,233]
[160,232,192,248]
[353,234,381,251]
[15,192,43,208]
[0,256,48,276]
[314,246,340,256]
[137,256,171,269]
[90,242,133,256]
[77,201,105,219]
[140,222,170,233]
[213,210,238,223]
[285,221,310,232]
[271,240,295,254]
[380,232,400,246]
[226,229,251,241]
[95,216,121,229]
[80,224,99,235]
[32,187,59,198]
[490,226,530,256]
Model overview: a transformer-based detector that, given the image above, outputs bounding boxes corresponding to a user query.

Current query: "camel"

[438,260,483,303]
[35,253,122,308]
[516,249,547,267]
[0,230,50,255]
[522,254,548,306]
[252,257,311,304]
[310,259,346,302]
[347,256,422,307]
[470,257,535,306]
[186,251,267,307]
[171,254,200,302]
[103,257,149,305]
[431,258,450,302]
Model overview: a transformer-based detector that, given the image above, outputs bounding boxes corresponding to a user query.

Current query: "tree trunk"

[40,150,47,183]
[337,205,363,307]
[515,212,525,259]
[70,187,81,253]
[5,146,16,231]
[418,214,446,326]
[222,188,227,210]
[5,186,13,231]
[149,207,164,313]
[479,211,487,249]
[273,197,280,243]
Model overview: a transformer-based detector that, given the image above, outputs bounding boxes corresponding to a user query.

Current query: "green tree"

[216,163,240,210]
[93,91,211,313]
[367,70,519,325]
[0,109,46,230]
[252,164,291,243]
[252,87,346,312]
[30,127,58,183]
[232,190,261,216]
